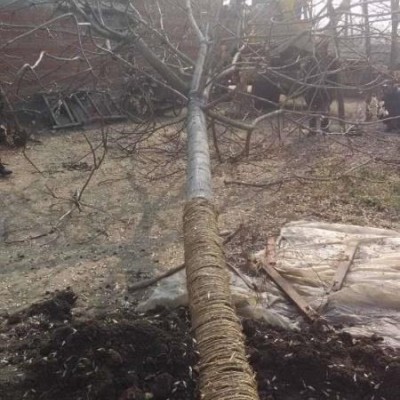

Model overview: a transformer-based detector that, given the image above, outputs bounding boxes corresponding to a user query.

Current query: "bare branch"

[68,0,189,93]
[207,109,283,131]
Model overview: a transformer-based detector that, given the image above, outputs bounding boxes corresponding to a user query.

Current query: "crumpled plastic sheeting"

[136,221,400,347]
[271,221,400,347]
[136,269,298,330]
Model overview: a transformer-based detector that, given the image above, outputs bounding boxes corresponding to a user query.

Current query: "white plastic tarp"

[136,221,400,347]
[273,221,400,347]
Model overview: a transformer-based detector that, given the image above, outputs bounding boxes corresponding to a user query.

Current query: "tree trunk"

[184,100,259,400]
[327,0,346,130]
[391,0,400,70]
[362,0,371,60]
[184,21,259,398]
[362,0,373,122]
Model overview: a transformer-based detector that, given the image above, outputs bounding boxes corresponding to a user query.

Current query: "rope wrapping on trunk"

[183,197,259,400]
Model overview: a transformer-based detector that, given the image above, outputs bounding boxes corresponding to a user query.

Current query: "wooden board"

[263,237,318,322]
[330,242,359,292]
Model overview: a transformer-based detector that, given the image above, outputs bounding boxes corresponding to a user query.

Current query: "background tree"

[391,0,400,70]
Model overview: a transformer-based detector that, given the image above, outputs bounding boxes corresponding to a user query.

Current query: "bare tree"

[391,0,400,70]
[362,0,372,60]
[327,0,347,129]
[62,1,262,399]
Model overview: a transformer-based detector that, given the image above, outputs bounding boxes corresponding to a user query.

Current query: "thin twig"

[224,178,290,189]
[22,147,43,174]
[129,224,244,291]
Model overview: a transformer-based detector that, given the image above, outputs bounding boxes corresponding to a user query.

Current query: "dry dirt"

[0,123,187,316]
[1,113,400,399]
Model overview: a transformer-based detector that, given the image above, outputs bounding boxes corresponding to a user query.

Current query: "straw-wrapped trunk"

[183,31,259,397]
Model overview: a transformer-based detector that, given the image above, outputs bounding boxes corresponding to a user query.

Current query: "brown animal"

[249,47,339,132]
[251,75,281,110]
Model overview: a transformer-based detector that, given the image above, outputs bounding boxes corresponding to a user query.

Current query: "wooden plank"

[42,94,59,126]
[330,242,359,292]
[86,92,104,117]
[42,94,82,129]
[263,237,318,322]
[72,94,90,119]
[61,99,77,123]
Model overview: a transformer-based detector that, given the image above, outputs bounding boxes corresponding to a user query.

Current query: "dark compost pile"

[0,290,399,400]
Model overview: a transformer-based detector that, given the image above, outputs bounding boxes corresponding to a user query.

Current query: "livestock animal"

[301,54,338,132]
[250,48,338,132]
[379,84,400,132]
[251,75,281,110]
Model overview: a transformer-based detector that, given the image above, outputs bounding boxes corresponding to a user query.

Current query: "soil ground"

[1,105,400,399]
[0,290,399,400]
